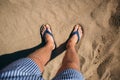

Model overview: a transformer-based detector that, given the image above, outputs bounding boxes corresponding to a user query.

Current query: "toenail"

[46,24,49,27]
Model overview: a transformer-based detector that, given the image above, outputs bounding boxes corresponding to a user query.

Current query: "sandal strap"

[43,28,53,38]
[40,26,57,49]
[69,29,80,43]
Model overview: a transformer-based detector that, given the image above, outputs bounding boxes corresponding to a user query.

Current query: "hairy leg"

[28,24,55,72]
[57,25,83,74]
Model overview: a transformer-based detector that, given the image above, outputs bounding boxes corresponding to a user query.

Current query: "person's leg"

[57,24,83,74]
[28,24,55,72]
[0,24,55,80]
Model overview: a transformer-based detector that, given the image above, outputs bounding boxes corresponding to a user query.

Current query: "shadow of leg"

[50,41,67,61]
[0,41,67,70]
[0,43,44,70]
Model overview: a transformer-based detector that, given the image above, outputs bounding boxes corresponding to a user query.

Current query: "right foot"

[66,24,83,48]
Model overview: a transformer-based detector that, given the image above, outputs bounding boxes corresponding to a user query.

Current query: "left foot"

[41,24,55,50]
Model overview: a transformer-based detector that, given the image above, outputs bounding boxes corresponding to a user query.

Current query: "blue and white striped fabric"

[53,69,84,80]
[0,58,84,80]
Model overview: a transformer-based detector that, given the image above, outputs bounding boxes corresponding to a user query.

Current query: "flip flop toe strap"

[71,30,80,43]
[43,28,53,38]
[42,28,57,49]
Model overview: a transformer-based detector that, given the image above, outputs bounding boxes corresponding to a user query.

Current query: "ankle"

[66,41,76,49]
[46,41,55,50]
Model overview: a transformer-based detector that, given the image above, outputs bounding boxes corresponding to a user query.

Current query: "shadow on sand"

[0,42,67,70]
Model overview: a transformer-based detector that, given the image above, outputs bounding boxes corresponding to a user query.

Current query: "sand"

[0,0,120,80]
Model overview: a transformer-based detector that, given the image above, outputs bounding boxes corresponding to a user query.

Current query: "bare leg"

[28,24,55,72]
[57,25,83,74]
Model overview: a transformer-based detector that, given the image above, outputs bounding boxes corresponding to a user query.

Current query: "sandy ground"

[0,0,120,80]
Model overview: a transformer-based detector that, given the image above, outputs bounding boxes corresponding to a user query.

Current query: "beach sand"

[0,0,120,80]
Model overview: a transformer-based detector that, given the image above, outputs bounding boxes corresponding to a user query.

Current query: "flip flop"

[69,29,80,44]
[40,24,57,49]
[66,24,84,50]
[68,24,83,44]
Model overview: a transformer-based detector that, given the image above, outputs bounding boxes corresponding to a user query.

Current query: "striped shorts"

[0,58,84,80]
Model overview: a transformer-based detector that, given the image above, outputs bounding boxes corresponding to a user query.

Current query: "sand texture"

[0,0,120,80]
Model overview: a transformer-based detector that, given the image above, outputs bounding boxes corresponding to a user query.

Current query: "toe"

[45,24,52,33]
[42,25,46,35]
[73,25,79,32]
